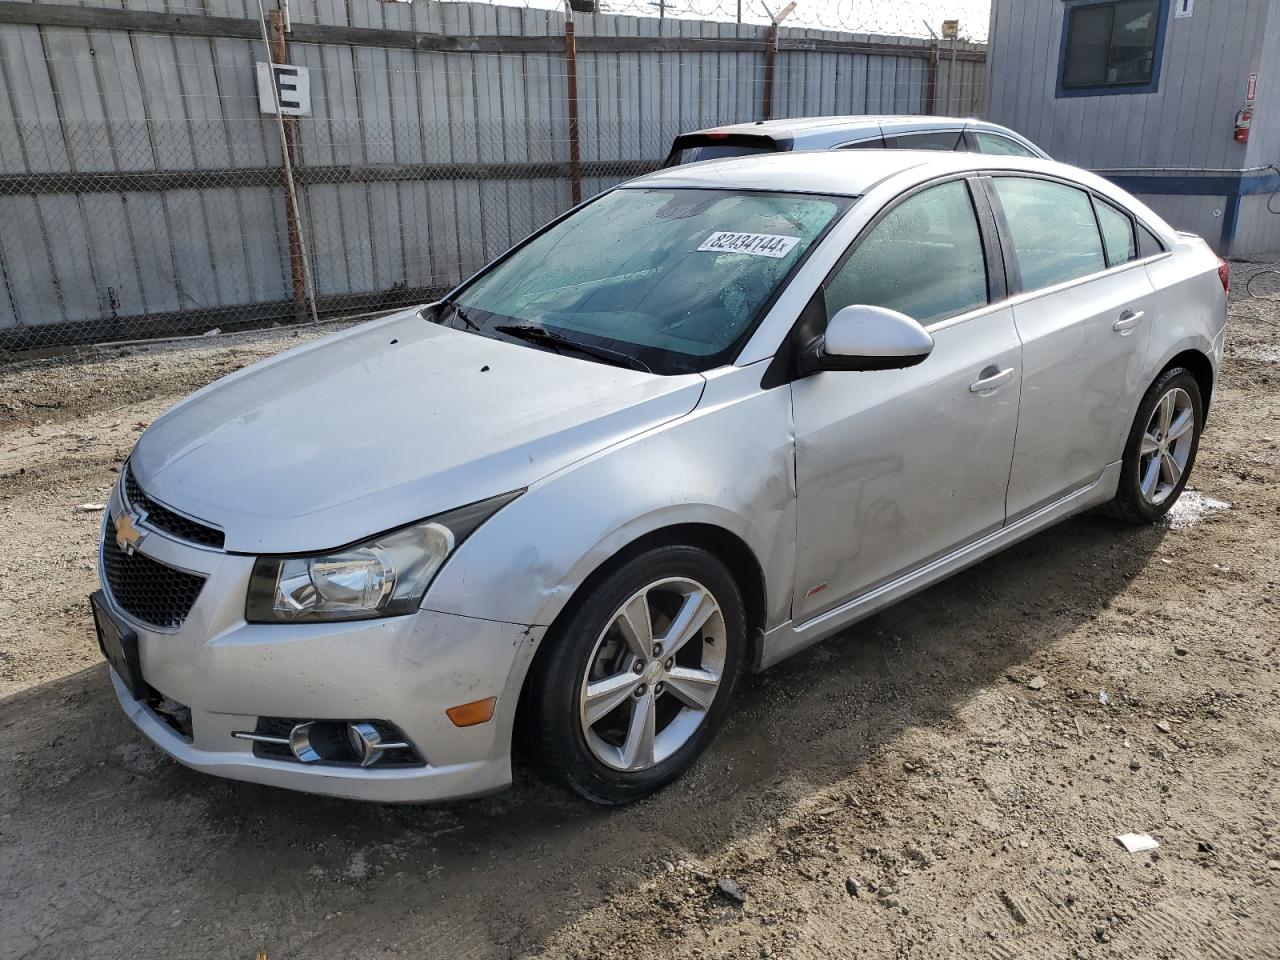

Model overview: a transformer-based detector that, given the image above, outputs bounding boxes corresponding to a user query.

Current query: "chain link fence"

[0,0,989,353]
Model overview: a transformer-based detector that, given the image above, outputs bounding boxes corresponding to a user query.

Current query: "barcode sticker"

[697,231,801,259]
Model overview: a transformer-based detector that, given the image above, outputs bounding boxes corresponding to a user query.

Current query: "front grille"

[123,463,225,549]
[103,517,207,629]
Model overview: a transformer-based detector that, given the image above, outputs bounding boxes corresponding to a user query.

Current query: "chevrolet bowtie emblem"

[114,510,147,556]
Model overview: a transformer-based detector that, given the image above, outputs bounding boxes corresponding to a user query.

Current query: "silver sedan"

[92,151,1228,804]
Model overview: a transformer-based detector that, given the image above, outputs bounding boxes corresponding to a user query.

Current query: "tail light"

[1217,259,1230,293]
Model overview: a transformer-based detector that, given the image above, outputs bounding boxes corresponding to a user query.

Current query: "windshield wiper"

[493,324,651,373]
[425,300,479,331]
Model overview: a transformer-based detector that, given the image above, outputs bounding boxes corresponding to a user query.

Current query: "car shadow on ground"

[1,511,1168,959]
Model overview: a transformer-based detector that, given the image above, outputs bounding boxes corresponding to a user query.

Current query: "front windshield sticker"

[697,231,802,259]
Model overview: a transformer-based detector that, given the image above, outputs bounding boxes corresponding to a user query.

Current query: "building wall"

[1137,193,1231,245]
[985,0,1280,255]
[1244,5,1280,166]
[1233,193,1280,255]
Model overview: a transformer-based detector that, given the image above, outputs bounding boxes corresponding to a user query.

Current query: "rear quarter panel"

[1142,236,1228,410]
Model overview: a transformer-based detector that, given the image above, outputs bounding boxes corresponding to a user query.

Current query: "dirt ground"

[2,268,1279,960]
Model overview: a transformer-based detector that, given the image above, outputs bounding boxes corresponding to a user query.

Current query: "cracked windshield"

[447,187,847,374]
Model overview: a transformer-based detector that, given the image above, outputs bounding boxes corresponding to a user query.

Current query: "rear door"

[989,175,1157,518]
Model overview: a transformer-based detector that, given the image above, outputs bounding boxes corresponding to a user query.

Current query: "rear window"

[664,134,779,167]
[668,144,775,165]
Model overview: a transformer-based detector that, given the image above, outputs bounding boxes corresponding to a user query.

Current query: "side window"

[993,177,1106,290]
[1137,223,1165,258]
[888,130,966,151]
[1093,197,1137,266]
[974,132,1038,157]
[838,138,885,149]
[824,180,988,326]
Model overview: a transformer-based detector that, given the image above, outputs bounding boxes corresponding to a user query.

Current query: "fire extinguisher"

[1234,104,1253,143]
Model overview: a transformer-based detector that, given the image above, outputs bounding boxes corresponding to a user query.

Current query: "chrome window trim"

[995,250,1172,311]
[982,170,1172,297]
[921,252,1172,335]
[832,135,885,149]
[924,250,1172,335]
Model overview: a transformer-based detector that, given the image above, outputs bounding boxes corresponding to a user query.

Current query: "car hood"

[131,310,706,553]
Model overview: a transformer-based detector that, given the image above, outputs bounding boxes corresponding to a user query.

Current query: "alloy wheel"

[578,577,727,772]
[1138,386,1196,505]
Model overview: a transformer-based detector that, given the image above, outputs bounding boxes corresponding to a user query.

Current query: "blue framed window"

[1056,0,1169,98]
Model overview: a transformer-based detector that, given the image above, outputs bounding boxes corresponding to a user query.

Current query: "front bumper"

[98,488,545,803]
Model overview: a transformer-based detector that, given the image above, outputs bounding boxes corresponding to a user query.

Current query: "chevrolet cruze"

[92,151,1228,804]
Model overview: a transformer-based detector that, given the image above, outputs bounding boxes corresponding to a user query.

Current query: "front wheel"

[1105,367,1204,524]
[530,545,747,805]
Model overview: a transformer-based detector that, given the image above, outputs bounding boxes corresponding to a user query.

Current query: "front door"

[790,178,1022,622]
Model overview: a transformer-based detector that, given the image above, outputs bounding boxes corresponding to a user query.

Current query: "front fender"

[422,364,796,634]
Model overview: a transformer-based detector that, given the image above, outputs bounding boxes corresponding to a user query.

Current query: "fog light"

[345,721,411,767]
[289,721,326,762]
[289,720,359,763]
[234,717,422,766]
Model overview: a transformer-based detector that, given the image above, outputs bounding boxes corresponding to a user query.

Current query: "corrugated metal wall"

[0,0,987,350]
[983,0,1280,255]
[985,0,1270,170]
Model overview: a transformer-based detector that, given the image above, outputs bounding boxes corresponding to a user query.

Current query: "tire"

[1104,367,1204,524]
[530,544,748,805]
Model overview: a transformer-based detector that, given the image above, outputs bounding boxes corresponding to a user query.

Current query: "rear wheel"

[531,545,747,805]
[1105,367,1203,524]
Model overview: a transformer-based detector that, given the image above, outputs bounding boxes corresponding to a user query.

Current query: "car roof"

[626,150,1078,198]
[688,115,964,135]
[625,150,1178,249]
[677,115,1047,155]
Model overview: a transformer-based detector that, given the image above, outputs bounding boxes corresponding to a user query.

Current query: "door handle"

[1113,309,1145,334]
[969,365,1014,394]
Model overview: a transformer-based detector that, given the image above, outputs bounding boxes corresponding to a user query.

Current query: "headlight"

[245,492,520,623]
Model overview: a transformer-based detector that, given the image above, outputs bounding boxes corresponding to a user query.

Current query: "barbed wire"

[10,0,991,42]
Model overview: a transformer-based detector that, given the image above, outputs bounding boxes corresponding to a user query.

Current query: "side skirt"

[757,461,1122,670]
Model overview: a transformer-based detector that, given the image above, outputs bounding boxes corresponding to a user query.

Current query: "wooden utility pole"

[759,2,795,121]
[268,8,307,318]
[564,15,583,205]
[925,42,939,114]
[761,24,777,120]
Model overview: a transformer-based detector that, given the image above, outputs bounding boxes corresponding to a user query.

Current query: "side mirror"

[799,304,934,374]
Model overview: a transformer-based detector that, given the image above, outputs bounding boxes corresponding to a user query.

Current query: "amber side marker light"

[446,697,497,727]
